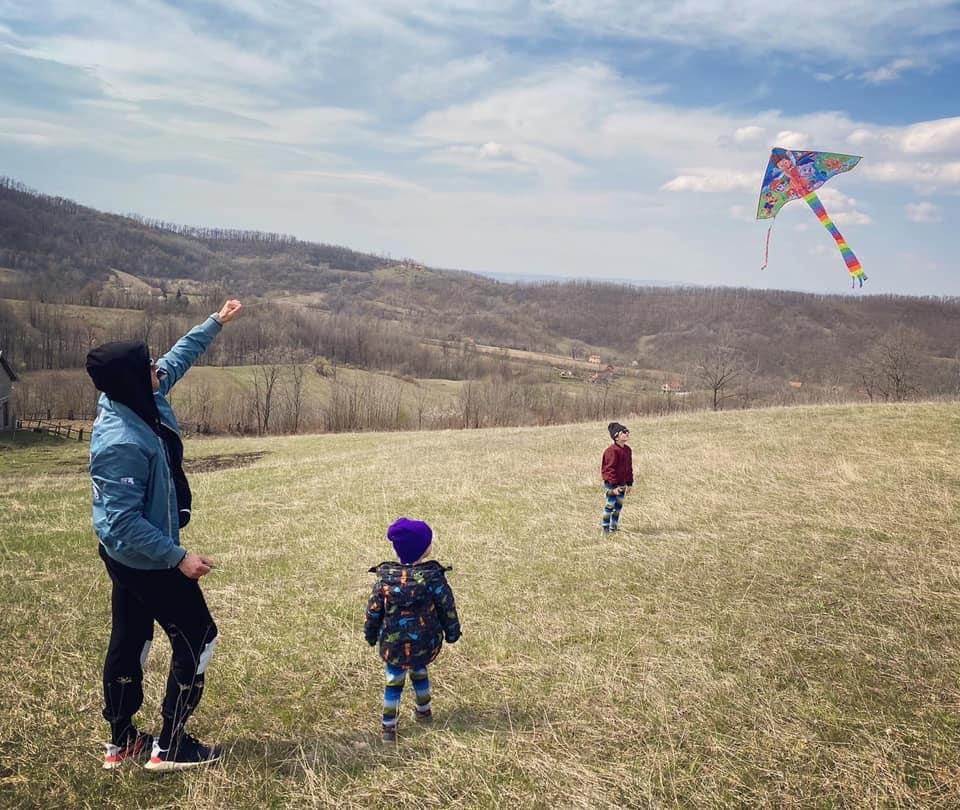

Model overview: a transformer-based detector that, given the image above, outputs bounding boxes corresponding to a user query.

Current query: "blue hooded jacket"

[88,316,222,570]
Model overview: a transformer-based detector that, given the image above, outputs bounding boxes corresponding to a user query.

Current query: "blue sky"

[1,0,959,295]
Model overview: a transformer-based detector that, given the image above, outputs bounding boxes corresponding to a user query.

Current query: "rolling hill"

[2,176,959,426]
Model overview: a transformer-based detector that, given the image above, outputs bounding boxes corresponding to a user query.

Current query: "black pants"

[99,545,218,744]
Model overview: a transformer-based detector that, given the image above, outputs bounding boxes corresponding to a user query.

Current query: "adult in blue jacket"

[86,299,242,772]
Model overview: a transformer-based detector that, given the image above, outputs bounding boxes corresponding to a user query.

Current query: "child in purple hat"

[364,518,461,743]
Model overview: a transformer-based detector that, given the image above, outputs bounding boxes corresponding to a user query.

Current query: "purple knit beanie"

[387,517,433,564]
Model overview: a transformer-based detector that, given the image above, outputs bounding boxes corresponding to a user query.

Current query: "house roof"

[0,351,19,382]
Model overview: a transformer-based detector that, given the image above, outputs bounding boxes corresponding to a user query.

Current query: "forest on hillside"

[1,177,958,434]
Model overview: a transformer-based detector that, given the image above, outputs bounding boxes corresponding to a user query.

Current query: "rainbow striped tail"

[803,191,866,288]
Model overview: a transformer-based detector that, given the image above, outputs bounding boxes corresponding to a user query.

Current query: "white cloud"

[861,160,960,186]
[817,188,872,225]
[900,117,960,153]
[832,210,873,226]
[425,140,583,178]
[862,57,917,83]
[0,116,84,148]
[662,169,755,193]
[775,130,812,149]
[733,125,765,143]
[392,54,496,101]
[847,128,878,146]
[906,201,943,222]
[535,0,960,63]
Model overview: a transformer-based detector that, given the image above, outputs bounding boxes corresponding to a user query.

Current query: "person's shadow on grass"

[225,704,534,775]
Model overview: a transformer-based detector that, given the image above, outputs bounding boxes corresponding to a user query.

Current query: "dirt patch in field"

[185,451,268,473]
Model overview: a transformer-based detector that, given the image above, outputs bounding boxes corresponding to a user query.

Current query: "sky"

[1,1,959,296]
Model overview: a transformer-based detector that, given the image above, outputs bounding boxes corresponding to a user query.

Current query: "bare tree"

[413,383,430,430]
[252,363,282,434]
[694,340,743,411]
[459,381,481,429]
[286,361,306,433]
[860,326,925,402]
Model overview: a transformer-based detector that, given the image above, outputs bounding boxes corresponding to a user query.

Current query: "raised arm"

[157,299,242,394]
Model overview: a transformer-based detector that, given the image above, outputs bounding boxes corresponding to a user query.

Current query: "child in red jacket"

[601,422,633,533]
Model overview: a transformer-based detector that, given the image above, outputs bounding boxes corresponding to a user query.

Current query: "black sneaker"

[381,724,397,743]
[414,708,433,724]
[144,733,223,772]
[103,730,153,770]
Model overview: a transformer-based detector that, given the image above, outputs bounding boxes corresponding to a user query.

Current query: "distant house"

[660,380,686,394]
[588,354,602,366]
[0,351,18,431]
[557,369,575,379]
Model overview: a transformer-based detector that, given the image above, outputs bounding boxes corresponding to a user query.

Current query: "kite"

[757,147,866,288]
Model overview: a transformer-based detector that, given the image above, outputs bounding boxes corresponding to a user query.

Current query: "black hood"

[86,341,161,434]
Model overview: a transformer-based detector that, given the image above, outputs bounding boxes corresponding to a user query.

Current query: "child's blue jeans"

[602,485,626,530]
[383,663,431,727]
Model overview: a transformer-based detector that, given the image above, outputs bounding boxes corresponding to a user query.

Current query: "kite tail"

[803,191,867,287]
[760,223,773,271]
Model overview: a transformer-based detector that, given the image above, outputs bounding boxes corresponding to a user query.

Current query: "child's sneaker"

[103,730,152,770]
[414,707,433,724]
[381,724,397,743]
[143,733,223,772]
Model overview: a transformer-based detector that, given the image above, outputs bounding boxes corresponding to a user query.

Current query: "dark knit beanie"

[608,421,629,440]
[387,517,433,564]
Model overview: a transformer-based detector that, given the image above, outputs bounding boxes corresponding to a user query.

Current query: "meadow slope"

[1,402,959,808]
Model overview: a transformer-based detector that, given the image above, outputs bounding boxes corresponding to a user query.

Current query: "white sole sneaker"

[143,754,222,772]
[103,735,152,770]
[143,745,223,772]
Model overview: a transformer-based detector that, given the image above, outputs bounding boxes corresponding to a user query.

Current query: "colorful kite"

[757,147,866,287]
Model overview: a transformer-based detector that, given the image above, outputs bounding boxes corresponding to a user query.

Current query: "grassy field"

[1,402,959,808]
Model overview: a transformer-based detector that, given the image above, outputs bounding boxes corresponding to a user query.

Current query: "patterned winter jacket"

[364,560,461,669]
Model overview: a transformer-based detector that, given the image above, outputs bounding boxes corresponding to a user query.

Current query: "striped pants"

[601,485,626,530]
[383,664,431,727]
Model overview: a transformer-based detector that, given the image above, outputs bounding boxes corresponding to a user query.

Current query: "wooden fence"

[16,418,91,442]
[15,417,204,441]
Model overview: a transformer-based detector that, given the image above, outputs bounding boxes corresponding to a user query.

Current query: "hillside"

[2,176,959,418]
[1,402,959,806]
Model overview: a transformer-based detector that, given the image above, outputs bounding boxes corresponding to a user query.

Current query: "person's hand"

[178,552,216,579]
[217,299,243,324]
[624,486,632,495]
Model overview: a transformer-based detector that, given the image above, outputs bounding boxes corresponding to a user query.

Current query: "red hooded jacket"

[601,443,633,487]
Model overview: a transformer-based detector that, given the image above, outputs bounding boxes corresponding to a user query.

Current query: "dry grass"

[1,402,959,808]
